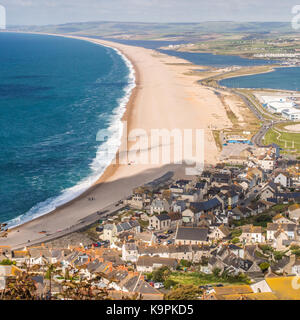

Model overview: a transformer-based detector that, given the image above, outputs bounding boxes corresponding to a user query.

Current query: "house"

[260,182,278,201]
[102,224,118,243]
[137,231,157,246]
[180,190,201,202]
[169,185,184,194]
[190,197,223,216]
[102,220,140,243]
[289,204,300,222]
[175,226,208,245]
[240,225,264,244]
[136,256,178,273]
[172,200,187,213]
[274,172,291,188]
[150,199,170,214]
[128,193,145,210]
[168,212,182,228]
[11,250,30,266]
[231,206,252,220]
[138,246,169,259]
[122,243,138,262]
[28,248,51,266]
[272,214,294,225]
[194,181,208,198]
[267,223,296,243]
[209,224,230,241]
[175,179,192,190]
[228,244,244,259]
[257,154,275,171]
[201,171,212,184]
[149,214,171,231]
[182,207,198,224]
[212,173,232,186]
[226,190,239,209]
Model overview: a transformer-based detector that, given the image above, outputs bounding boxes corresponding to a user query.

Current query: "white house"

[274,173,291,188]
[122,243,138,262]
[150,199,170,214]
[257,154,275,171]
[240,225,265,244]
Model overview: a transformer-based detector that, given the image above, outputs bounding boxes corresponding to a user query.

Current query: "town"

[1,143,299,300]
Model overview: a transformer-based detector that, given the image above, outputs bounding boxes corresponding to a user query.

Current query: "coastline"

[2,32,137,229]
[0,32,230,249]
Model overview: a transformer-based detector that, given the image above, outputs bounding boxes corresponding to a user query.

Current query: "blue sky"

[1,0,299,25]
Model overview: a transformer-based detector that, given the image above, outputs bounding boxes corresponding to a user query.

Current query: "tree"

[45,264,55,300]
[165,284,203,300]
[152,266,170,282]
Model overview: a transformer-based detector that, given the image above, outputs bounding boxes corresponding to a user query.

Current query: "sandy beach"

[0,34,232,249]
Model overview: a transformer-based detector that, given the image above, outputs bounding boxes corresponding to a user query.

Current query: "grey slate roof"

[176,227,208,242]
[156,214,171,221]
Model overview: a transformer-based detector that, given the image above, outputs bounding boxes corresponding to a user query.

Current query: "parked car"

[154,282,164,289]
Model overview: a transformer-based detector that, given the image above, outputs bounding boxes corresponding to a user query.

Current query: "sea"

[0,32,135,227]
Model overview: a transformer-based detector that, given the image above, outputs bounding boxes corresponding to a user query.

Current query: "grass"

[168,272,250,286]
[212,130,222,150]
[263,127,300,154]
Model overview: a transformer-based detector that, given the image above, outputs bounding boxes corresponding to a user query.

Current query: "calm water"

[220,67,300,91]
[0,33,134,226]
[99,37,275,67]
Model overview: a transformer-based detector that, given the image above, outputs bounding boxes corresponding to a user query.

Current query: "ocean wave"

[7,43,136,228]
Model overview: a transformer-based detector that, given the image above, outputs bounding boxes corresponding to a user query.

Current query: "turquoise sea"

[0,33,135,227]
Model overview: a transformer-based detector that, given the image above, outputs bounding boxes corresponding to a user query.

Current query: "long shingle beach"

[0,34,231,249]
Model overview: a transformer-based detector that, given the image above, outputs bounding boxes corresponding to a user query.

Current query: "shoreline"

[3,32,138,230]
[0,32,229,248]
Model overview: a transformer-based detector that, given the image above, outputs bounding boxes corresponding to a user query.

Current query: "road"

[200,76,289,147]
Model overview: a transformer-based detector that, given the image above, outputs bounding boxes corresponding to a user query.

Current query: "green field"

[168,271,250,286]
[263,127,300,155]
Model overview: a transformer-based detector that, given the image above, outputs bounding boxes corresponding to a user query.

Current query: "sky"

[0,0,299,26]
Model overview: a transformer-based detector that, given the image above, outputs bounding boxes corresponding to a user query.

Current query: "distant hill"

[7,21,295,40]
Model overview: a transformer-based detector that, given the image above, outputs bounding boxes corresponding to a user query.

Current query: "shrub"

[0,259,16,265]
[231,237,240,244]
[180,259,192,268]
[273,251,285,261]
[165,284,203,300]
[163,279,178,289]
[259,262,270,272]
